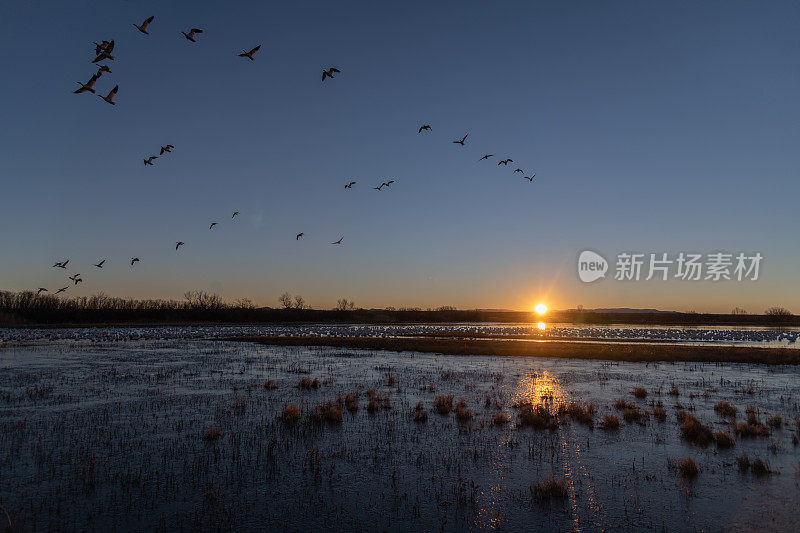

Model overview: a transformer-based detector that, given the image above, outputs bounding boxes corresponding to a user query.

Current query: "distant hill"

[585,308,679,314]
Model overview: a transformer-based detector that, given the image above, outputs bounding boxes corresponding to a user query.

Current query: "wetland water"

[1,329,799,531]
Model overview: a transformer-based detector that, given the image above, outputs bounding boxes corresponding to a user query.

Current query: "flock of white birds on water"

[36,13,542,300]
[0,325,797,346]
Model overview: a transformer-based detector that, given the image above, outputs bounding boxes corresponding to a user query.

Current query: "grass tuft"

[678,457,698,478]
[434,395,454,415]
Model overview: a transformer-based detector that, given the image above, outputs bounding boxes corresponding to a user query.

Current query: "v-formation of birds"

[52,13,538,297]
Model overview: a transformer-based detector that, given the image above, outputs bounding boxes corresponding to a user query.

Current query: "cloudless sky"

[1,0,798,313]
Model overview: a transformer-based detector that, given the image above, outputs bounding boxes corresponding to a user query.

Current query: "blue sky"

[1,0,798,312]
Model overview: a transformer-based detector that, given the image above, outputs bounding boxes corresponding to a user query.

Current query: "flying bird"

[37,288,48,295]
[479,154,494,161]
[232,211,239,218]
[143,156,158,166]
[133,16,154,35]
[321,67,340,81]
[159,145,174,155]
[296,233,304,240]
[92,40,113,56]
[68,274,81,282]
[181,28,203,42]
[418,124,431,133]
[73,277,83,286]
[99,85,119,105]
[130,257,140,266]
[453,133,468,146]
[385,180,395,187]
[238,44,261,60]
[209,222,217,230]
[332,237,343,245]
[523,174,535,182]
[52,260,68,269]
[513,168,523,173]
[96,65,111,77]
[498,159,513,166]
[94,259,105,268]
[344,181,356,189]
[55,287,68,295]
[175,241,184,250]
[91,40,115,62]
[74,74,99,94]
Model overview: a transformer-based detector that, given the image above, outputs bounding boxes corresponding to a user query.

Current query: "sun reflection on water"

[511,369,567,407]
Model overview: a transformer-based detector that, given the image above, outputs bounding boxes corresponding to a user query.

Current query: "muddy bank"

[224,335,800,364]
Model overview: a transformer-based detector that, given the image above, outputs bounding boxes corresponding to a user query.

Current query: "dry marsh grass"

[412,401,428,423]
[517,402,558,430]
[203,426,222,441]
[298,377,320,390]
[600,414,620,430]
[344,392,359,412]
[714,401,737,418]
[714,430,735,449]
[434,395,454,415]
[558,402,596,426]
[454,399,473,423]
[678,457,698,478]
[532,476,568,501]
[679,412,714,447]
[281,404,301,423]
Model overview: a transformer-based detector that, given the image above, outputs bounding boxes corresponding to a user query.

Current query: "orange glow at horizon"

[534,303,548,315]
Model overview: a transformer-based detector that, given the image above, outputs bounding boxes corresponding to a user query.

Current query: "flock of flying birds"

[40,14,538,298]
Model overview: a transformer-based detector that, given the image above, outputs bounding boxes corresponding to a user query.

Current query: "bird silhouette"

[73,277,83,285]
[52,260,68,269]
[321,67,340,81]
[143,156,158,166]
[498,159,513,166]
[98,85,118,105]
[159,145,174,155]
[238,44,261,60]
[181,28,203,42]
[523,174,535,182]
[130,257,140,266]
[345,181,356,189]
[453,133,468,146]
[96,65,111,77]
[55,287,68,295]
[37,288,48,295]
[418,124,432,133]
[91,40,115,62]
[74,74,99,94]
[479,154,493,161]
[68,274,81,282]
[232,211,239,218]
[94,259,105,268]
[133,15,154,35]
[513,168,523,173]
[296,233,304,240]
[176,241,184,250]
[332,237,343,245]
[93,40,113,56]
[209,222,217,230]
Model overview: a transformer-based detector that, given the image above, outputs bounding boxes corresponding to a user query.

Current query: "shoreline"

[222,335,800,365]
